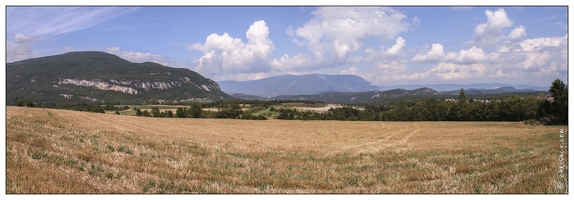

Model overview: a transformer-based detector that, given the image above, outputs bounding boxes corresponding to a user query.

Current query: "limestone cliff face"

[57,78,220,95]
[58,79,141,94]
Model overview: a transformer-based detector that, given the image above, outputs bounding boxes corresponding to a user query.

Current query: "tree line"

[24,102,130,114]
[273,79,567,125]
[15,79,567,125]
[133,101,267,120]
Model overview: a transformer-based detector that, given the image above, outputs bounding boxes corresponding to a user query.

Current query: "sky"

[4,2,570,87]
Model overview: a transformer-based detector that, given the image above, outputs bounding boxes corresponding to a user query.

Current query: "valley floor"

[5,106,568,193]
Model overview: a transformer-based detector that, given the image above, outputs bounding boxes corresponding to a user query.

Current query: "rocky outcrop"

[59,93,101,102]
[57,77,218,95]
[58,79,141,94]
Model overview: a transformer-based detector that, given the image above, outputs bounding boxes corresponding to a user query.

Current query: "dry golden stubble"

[6,106,567,194]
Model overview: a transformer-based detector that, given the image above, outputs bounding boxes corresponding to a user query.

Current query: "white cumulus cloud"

[468,8,516,47]
[270,53,314,71]
[429,62,487,80]
[496,35,567,53]
[191,20,274,77]
[367,61,490,85]
[519,51,552,71]
[506,25,526,41]
[443,46,500,64]
[364,60,409,85]
[7,33,39,62]
[362,37,408,63]
[340,66,358,75]
[475,9,512,37]
[13,33,35,44]
[411,43,445,62]
[291,7,410,60]
[6,44,38,63]
[386,37,406,55]
[518,35,568,51]
[106,47,183,68]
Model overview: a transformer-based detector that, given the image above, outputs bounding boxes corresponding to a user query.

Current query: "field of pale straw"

[5,106,568,193]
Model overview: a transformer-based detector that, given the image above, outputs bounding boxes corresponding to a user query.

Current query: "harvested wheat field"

[5,106,568,194]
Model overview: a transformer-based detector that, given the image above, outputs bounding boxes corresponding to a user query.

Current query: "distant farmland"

[6,106,568,194]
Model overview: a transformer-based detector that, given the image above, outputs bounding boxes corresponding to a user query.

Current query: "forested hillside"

[6,51,231,105]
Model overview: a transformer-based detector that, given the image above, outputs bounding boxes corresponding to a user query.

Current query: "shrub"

[523,119,542,125]
[142,110,151,117]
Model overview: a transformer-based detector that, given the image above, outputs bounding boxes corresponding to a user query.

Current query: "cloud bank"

[370,8,567,86]
[6,7,139,62]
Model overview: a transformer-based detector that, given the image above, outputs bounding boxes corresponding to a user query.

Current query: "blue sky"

[4,3,570,87]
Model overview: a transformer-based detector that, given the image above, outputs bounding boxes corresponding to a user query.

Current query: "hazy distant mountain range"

[218,74,379,98]
[440,86,545,95]
[219,74,548,100]
[220,75,549,103]
[272,87,442,103]
[378,83,548,92]
[233,86,547,104]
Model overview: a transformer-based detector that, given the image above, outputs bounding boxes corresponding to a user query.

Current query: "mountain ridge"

[440,86,543,95]
[378,83,548,92]
[271,87,442,103]
[6,51,232,104]
[218,74,379,98]
[232,86,548,103]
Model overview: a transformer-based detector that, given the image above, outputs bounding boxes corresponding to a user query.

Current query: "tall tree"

[151,107,160,117]
[229,100,243,119]
[25,99,35,107]
[14,99,23,107]
[142,110,151,117]
[550,79,568,104]
[547,79,568,125]
[176,107,187,118]
[431,99,449,121]
[458,88,466,105]
[218,100,243,119]
[412,100,431,121]
[190,102,203,118]
[456,88,475,120]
